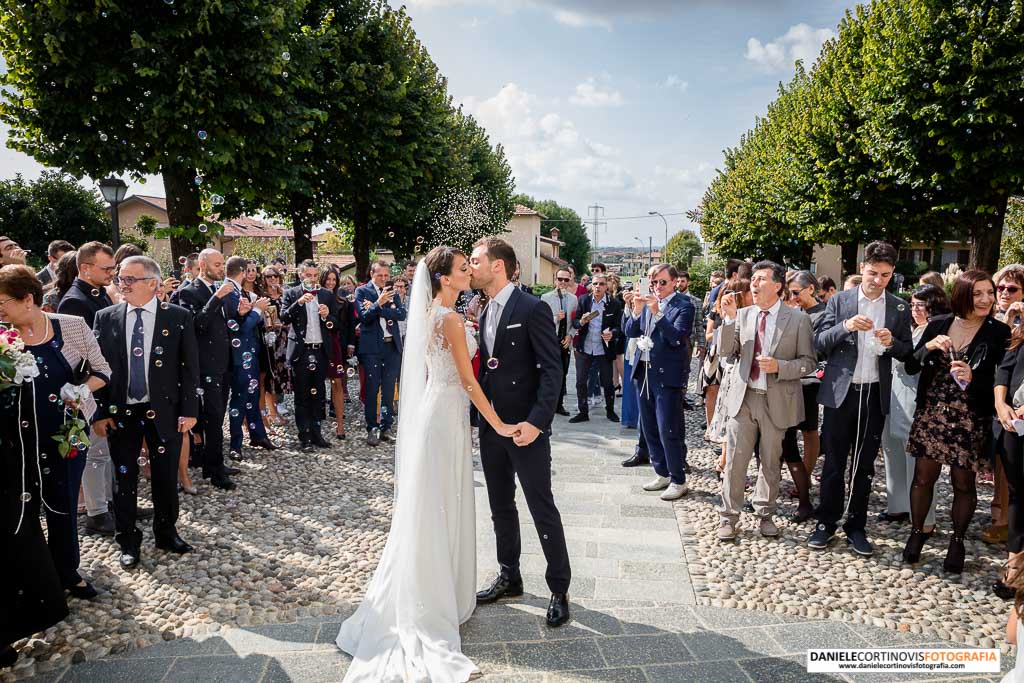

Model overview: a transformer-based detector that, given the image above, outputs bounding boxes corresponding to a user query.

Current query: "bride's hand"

[497,422,520,439]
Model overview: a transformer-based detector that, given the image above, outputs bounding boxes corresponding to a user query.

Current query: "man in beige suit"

[717,260,816,540]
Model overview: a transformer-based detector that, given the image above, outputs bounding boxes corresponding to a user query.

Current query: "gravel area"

[3,405,391,681]
[674,401,1016,655]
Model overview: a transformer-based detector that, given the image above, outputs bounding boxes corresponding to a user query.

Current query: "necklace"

[21,310,49,339]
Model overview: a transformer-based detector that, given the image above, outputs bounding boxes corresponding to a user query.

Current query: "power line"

[540,211,689,223]
[587,204,606,253]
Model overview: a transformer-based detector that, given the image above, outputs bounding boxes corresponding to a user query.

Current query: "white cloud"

[569,78,624,107]
[553,9,611,29]
[401,0,679,30]
[461,83,634,197]
[661,75,689,92]
[745,23,834,72]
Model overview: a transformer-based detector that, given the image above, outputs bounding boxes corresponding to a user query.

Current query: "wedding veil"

[392,260,432,500]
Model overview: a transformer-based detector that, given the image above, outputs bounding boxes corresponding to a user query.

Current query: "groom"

[471,237,572,628]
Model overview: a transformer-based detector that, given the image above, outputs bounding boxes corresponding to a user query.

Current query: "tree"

[232,237,294,266]
[511,193,590,274]
[1000,197,1024,267]
[664,229,703,269]
[0,171,109,263]
[0,0,314,264]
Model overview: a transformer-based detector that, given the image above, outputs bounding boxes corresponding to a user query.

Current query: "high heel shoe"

[902,528,927,564]
[943,535,966,574]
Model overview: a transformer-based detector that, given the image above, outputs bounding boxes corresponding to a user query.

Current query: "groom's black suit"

[478,286,571,594]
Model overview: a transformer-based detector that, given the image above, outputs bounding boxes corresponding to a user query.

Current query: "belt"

[383,337,395,343]
[749,388,767,395]
[851,381,878,391]
[302,342,324,349]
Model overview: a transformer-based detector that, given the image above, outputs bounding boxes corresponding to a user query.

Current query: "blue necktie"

[129,308,147,400]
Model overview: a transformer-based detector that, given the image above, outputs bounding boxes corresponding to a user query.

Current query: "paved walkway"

[25,384,1013,682]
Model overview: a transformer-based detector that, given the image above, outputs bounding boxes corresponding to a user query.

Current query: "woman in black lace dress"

[903,270,1011,573]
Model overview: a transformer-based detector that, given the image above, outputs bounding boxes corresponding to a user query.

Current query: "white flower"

[637,336,655,352]
[13,351,39,384]
[60,383,92,404]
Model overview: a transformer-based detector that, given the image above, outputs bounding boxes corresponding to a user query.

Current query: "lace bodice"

[427,304,477,388]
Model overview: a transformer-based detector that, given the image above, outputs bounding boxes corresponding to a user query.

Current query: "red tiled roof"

[124,195,168,211]
[220,215,293,239]
[541,253,569,268]
[514,204,548,220]
[317,254,357,271]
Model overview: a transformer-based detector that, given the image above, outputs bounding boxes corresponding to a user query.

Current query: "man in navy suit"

[625,264,694,502]
[222,256,278,456]
[355,260,407,446]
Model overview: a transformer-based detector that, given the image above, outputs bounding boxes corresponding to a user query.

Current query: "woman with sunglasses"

[902,270,1010,573]
[983,265,1024,546]
[880,285,947,533]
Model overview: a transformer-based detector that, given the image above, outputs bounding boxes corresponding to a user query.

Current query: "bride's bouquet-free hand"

[52,383,92,459]
[0,325,39,390]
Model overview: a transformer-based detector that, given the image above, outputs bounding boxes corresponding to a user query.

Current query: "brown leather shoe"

[981,525,1008,545]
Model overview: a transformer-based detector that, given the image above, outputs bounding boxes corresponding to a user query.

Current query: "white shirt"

[125,296,158,404]
[304,292,323,345]
[374,285,392,339]
[853,286,887,384]
[484,282,516,354]
[749,298,783,391]
[637,291,677,362]
[583,295,608,356]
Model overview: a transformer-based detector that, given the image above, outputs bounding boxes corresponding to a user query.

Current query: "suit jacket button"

[512,381,516,385]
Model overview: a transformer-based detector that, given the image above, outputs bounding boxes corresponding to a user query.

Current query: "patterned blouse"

[45,313,112,421]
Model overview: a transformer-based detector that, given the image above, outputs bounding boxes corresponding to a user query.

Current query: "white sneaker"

[660,483,688,501]
[642,476,670,492]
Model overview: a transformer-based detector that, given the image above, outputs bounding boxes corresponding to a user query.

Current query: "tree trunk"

[162,169,202,266]
[353,207,371,283]
[840,241,859,278]
[968,195,1008,274]
[289,196,314,264]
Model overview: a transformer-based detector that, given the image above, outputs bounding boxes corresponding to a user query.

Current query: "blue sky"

[0,0,854,247]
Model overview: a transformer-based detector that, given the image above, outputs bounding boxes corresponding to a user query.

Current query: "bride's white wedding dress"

[336,264,478,682]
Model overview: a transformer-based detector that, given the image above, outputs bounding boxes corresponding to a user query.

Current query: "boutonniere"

[637,336,654,352]
[897,303,906,312]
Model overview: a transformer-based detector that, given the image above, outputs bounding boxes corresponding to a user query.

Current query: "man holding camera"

[355,261,407,446]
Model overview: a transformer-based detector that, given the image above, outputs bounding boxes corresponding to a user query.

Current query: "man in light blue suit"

[355,260,407,446]
[625,264,694,502]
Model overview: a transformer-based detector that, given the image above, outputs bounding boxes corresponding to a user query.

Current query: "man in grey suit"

[717,261,816,540]
[540,268,579,416]
[808,241,914,556]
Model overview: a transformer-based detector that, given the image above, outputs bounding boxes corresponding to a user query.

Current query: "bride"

[336,246,518,682]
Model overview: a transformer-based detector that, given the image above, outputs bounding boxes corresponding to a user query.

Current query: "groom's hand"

[513,422,541,447]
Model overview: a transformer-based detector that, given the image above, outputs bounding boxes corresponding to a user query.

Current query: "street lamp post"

[98,177,129,249]
[648,211,669,256]
[634,236,653,271]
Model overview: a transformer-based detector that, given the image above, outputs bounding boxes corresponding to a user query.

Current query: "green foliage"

[695,0,1024,272]
[664,230,702,269]
[232,237,294,266]
[1000,197,1024,267]
[135,215,158,236]
[0,171,109,262]
[511,193,590,275]
[687,256,725,302]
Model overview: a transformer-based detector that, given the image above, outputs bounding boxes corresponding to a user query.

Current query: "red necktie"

[749,310,768,382]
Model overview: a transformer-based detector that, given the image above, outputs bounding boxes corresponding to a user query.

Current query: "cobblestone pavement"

[13,365,1016,682]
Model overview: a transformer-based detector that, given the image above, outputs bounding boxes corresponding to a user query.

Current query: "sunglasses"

[652,279,671,287]
[556,277,572,282]
[998,285,1021,294]
[787,289,804,296]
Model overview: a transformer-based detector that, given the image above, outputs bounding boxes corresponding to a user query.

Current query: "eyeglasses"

[556,277,572,283]
[82,263,116,273]
[787,289,804,296]
[910,302,928,310]
[998,285,1021,294]
[116,276,156,286]
[0,296,15,306]
[653,279,671,287]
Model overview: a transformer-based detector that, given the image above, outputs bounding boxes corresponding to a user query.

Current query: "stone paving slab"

[23,370,1011,682]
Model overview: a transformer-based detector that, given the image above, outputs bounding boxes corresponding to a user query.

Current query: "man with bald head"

[171,248,237,490]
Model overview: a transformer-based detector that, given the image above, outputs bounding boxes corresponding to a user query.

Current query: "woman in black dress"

[902,270,1011,573]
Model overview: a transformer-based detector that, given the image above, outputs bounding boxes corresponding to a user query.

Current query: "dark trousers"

[360,342,401,433]
[41,452,87,588]
[1001,430,1024,553]
[229,360,268,451]
[557,345,571,410]
[576,352,614,414]
[292,344,328,436]
[815,383,884,532]
[198,372,229,478]
[634,362,687,484]
[108,405,181,552]
[479,427,571,594]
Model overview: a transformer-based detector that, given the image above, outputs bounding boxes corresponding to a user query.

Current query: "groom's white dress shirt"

[484,282,516,353]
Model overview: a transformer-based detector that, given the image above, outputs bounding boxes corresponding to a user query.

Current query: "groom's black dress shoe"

[554,407,570,416]
[155,534,193,554]
[568,414,589,423]
[546,593,570,627]
[476,575,524,604]
[621,452,650,467]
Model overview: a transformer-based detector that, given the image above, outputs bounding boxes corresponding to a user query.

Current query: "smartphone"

[637,277,651,294]
[171,269,182,280]
[623,282,634,292]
